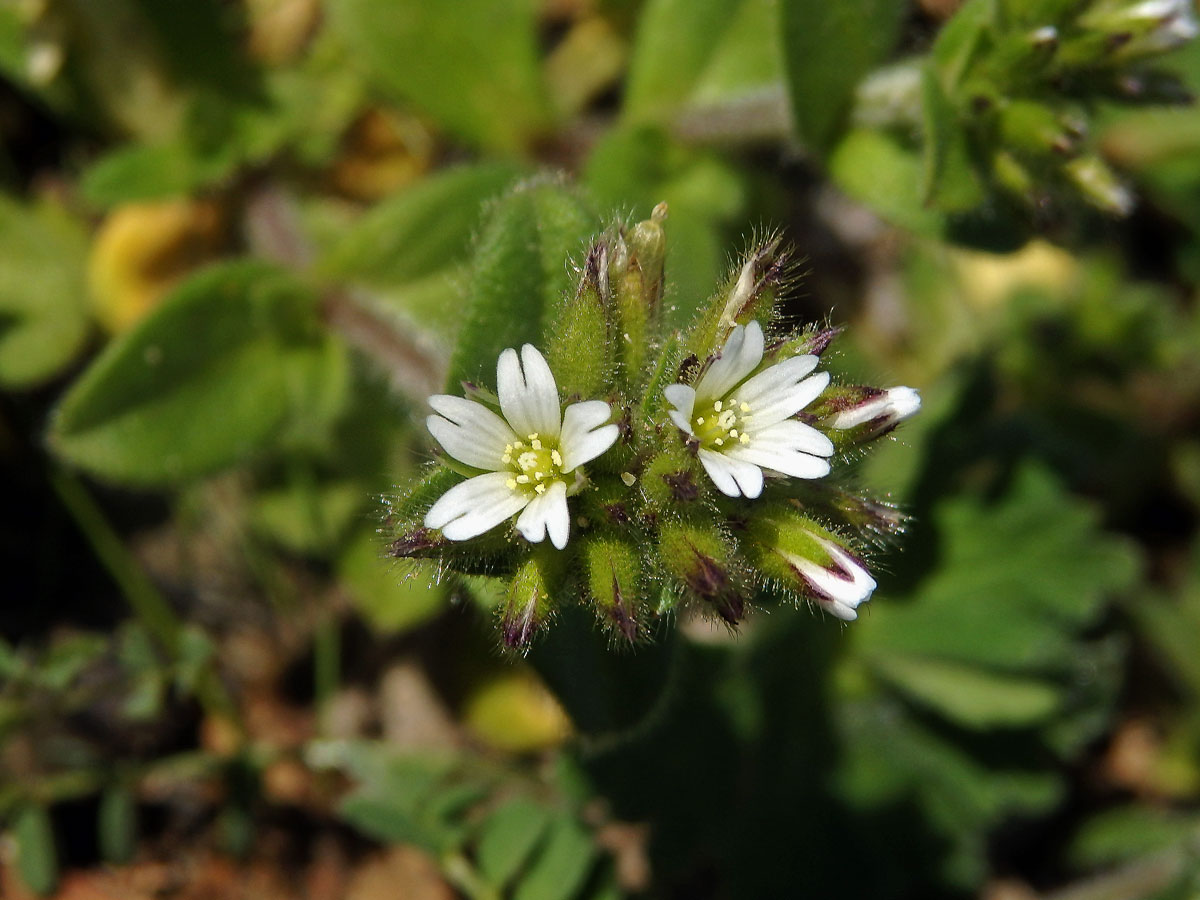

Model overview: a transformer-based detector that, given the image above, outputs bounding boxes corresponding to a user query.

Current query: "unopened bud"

[1062,155,1134,215]
[748,509,876,621]
[999,100,1079,157]
[546,240,615,399]
[827,386,922,432]
[501,555,557,651]
[1081,0,1199,59]
[658,522,748,625]
[583,536,644,641]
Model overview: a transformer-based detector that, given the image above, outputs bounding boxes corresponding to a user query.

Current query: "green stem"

[441,851,501,900]
[49,469,237,724]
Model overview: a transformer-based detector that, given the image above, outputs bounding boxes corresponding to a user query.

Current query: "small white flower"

[664,320,834,499]
[423,344,619,549]
[828,386,922,431]
[780,538,877,621]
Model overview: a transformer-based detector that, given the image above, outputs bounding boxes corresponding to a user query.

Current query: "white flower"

[828,386,922,431]
[423,344,619,549]
[781,538,877,621]
[664,320,834,499]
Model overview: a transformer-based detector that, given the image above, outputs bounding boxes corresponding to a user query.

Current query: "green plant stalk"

[49,468,238,724]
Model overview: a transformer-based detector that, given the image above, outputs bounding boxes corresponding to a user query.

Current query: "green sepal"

[581,535,646,642]
[657,519,749,625]
[501,550,562,651]
[545,240,615,401]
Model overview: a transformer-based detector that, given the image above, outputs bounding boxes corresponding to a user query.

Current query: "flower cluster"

[387,210,921,648]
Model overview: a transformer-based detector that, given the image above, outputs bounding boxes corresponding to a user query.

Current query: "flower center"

[502,433,565,495]
[692,397,752,450]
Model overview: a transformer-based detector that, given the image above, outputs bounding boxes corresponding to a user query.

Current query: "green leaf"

[1069,806,1200,870]
[318,162,524,287]
[859,464,1140,672]
[80,142,225,207]
[15,804,58,896]
[513,815,597,900]
[622,0,745,124]
[329,0,551,152]
[446,179,596,389]
[920,65,985,212]
[869,653,1061,729]
[338,530,448,635]
[0,196,91,388]
[476,798,552,890]
[930,0,996,90]
[49,261,333,486]
[780,0,906,154]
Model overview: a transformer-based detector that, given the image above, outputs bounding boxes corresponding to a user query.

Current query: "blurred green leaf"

[931,0,995,89]
[622,0,744,124]
[476,797,552,890]
[780,0,905,154]
[921,65,985,211]
[1069,806,1200,870]
[860,464,1140,672]
[0,196,91,388]
[49,261,334,486]
[513,815,597,900]
[445,178,596,389]
[97,784,137,864]
[329,0,551,152]
[15,804,58,896]
[338,531,448,634]
[869,654,1061,728]
[319,162,523,287]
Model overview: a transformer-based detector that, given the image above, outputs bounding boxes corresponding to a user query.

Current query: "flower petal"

[559,400,619,471]
[727,443,831,480]
[424,472,530,541]
[746,418,835,459]
[497,344,562,439]
[663,383,696,419]
[698,448,763,498]
[667,409,694,435]
[426,395,517,470]
[745,371,831,428]
[515,480,570,549]
[736,355,819,408]
[788,541,876,621]
[694,320,765,401]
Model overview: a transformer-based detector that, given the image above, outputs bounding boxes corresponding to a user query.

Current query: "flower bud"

[748,509,877,621]
[501,554,557,651]
[641,446,703,510]
[687,236,791,362]
[1062,155,1134,215]
[826,385,922,436]
[657,521,748,625]
[999,100,1079,158]
[546,240,615,399]
[582,536,645,641]
[1080,0,1199,60]
[610,205,668,386]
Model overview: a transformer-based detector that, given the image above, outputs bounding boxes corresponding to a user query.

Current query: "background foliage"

[2,0,1200,897]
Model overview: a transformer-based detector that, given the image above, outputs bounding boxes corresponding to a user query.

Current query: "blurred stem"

[441,851,501,900]
[49,469,238,726]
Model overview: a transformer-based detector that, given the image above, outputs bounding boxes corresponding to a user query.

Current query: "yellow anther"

[551,449,563,466]
[535,483,547,494]
[714,400,723,412]
[516,474,530,484]
[729,429,738,438]
[740,433,750,444]
[531,439,542,450]
[534,471,544,480]
[506,478,517,489]
[740,402,750,412]
[696,416,706,425]
[714,438,724,446]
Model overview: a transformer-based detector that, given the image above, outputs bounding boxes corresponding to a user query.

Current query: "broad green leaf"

[15,804,58,896]
[859,464,1140,672]
[513,815,597,900]
[0,196,91,388]
[251,481,366,556]
[689,0,784,106]
[622,0,744,123]
[780,0,906,154]
[329,0,550,152]
[319,162,523,287]
[445,179,596,389]
[80,142,223,207]
[476,798,552,890]
[869,653,1061,728]
[49,261,333,486]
